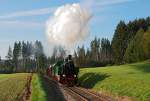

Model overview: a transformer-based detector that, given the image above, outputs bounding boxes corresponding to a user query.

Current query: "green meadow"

[79,60,150,101]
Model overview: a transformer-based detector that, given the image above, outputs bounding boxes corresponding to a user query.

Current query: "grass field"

[78,60,150,101]
[0,73,30,101]
[31,74,46,101]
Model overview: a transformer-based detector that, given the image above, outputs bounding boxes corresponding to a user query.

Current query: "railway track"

[63,86,115,101]
[63,86,87,101]
[44,76,115,101]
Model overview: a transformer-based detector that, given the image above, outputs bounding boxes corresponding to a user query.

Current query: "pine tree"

[37,54,47,73]
[100,38,112,64]
[22,41,27,70]
[86,48,91,65]
[13,42,18,71]
[124,28,145,63]
[6,46,13,60]
[143,27,150,59]
[13,42,22,71]
[34,40,44,59]
[90,37,99,62]
[34,40,45,72]
[26,41,32,58]
[112,21,128,64]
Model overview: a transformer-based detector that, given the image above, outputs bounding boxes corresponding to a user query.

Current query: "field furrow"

[0,73,30,101]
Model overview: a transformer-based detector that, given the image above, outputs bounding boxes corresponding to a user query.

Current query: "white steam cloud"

[46,3,91,46]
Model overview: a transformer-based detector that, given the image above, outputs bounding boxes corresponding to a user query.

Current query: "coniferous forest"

[74,17,150,67]
[0,41,47,73]
[0,17,150,72]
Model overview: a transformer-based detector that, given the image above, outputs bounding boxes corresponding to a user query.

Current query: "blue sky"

[0,0,150,59]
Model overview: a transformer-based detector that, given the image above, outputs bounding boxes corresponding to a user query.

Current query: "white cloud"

[96,0,135,6]
[80,0,136,9]
[0,7,56,19]
[0,20,43,28]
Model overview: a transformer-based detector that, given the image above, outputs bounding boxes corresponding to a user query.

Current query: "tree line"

[74,17,150,67]
[1,17,150,70]
[112,17,150,64]
[0,41,47,73]
[73,38,113,67]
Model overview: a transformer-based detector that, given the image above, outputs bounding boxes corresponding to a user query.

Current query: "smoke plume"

[46,3,91,46]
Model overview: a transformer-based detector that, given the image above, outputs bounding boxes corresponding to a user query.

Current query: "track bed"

[44,76,115,101]
[62,86,115,101]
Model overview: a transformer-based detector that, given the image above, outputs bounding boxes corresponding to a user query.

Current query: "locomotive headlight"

[74,75,76,77]
[63,74,66,77]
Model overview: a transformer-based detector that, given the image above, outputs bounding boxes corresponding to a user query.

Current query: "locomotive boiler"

[46,55,79,86]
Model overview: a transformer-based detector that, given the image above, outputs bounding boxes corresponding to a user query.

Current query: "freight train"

[46,55,79,86]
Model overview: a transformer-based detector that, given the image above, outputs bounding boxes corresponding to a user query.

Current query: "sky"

[0,0,150,59]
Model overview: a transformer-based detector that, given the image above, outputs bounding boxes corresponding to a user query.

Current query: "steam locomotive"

[46,55,79,86]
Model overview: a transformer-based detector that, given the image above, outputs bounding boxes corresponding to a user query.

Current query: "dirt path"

[41,76,66,101]
[17,74,32,101]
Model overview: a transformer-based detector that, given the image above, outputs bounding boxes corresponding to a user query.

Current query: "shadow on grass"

[130,61,150,73]
[78,73,109,88]
[39,75,66,101]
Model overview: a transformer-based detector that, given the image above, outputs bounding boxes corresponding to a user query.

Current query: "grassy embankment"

[0,73,30,101]
[78,60,150,101]
[31,74,46,101]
